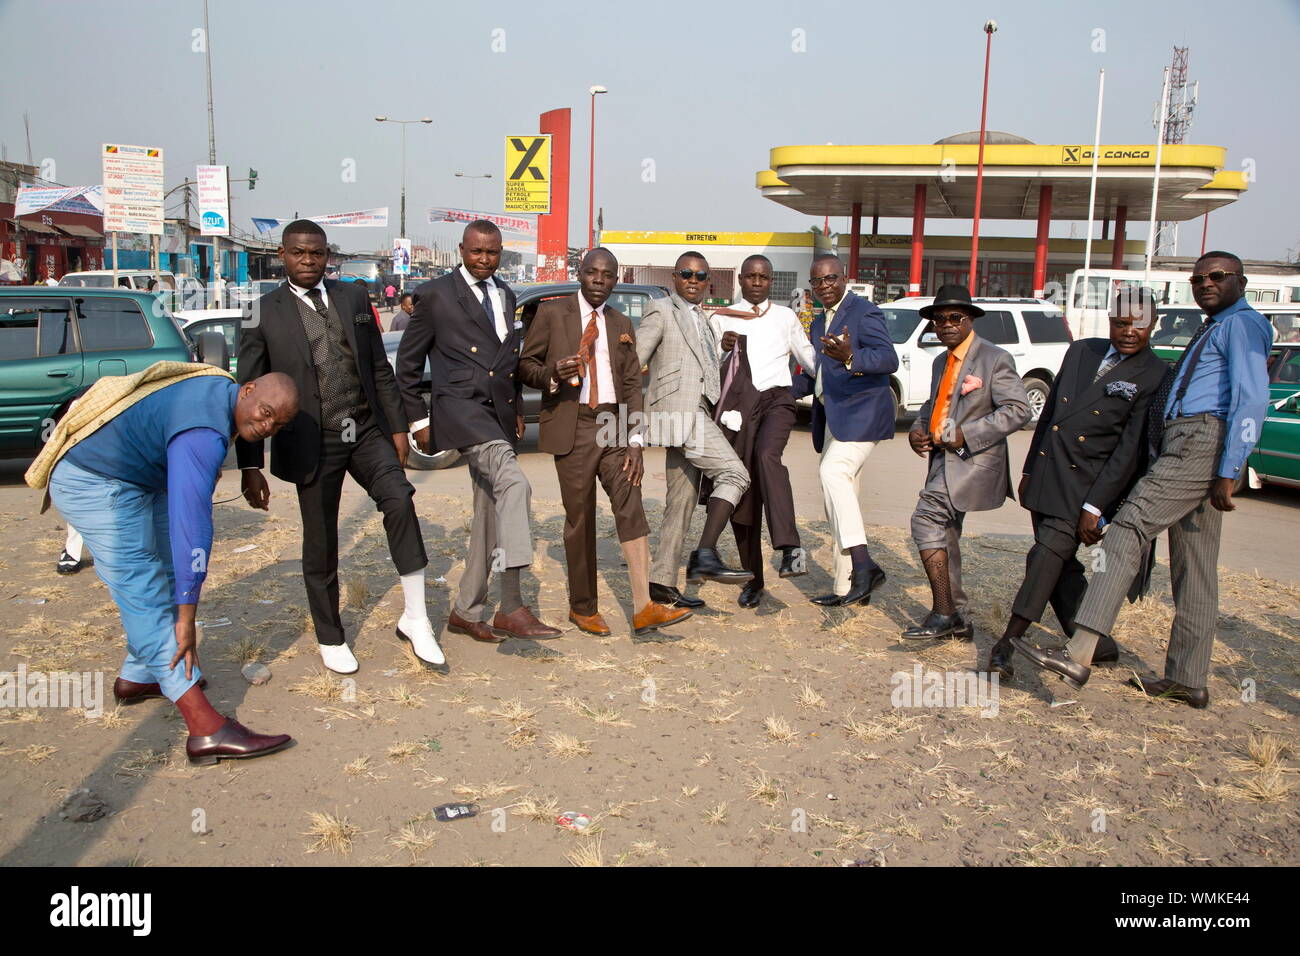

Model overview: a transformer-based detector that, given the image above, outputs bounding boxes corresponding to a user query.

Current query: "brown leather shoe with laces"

[569,610,611,636]
[492,605,562,639]
[633,601,692,636]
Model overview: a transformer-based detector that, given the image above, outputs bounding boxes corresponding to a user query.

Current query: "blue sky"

[2,0,1297,260]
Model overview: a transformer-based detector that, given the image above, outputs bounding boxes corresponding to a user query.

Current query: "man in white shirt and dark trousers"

[396,220,561,644]
[711,254,815,608]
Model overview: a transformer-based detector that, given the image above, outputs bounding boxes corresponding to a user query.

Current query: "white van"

[60,270,206,312]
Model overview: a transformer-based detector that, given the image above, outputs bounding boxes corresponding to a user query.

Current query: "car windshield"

[1152,309,1204,346]
[60,274,112,288]
[880,308,924,344]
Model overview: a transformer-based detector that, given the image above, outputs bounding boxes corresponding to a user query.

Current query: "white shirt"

[575,294,616,409]
[287,277,329,308]
[460,265,507,341]
[712,299,816,392]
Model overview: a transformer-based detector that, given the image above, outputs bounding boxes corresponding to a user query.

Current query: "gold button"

[508,372,513,378]
[1039,451,1045,456]
[1077,435,1085,442]
[1092,409,1100,415]
[471,346,478,353]
[1051,425,1059,431]
[1062,397,1069,403]
[489,370,494,376]
[1070,464,1078,469]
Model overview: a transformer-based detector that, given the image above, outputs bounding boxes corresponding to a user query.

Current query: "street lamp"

[968,20,996,292]
[588,85,608,250]
[374,115,432,239]
[455,171,493,213]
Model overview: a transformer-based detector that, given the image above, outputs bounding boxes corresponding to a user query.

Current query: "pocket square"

[619,332,635,346]
[353,313,373,326]
[960,374,983,396]
[1105,380,1138,401]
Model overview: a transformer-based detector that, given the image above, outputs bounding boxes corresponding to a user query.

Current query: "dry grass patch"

[452,780,520,802]
[565,836,605,867]
[558,696,632,727]
[223,635,267,665]
[544,733,592,760]
[388,822,437,861]
[764,714,799,744]
[745,768,784,806]
[703,802,728,825]
[383,685,426,709]
[115,747,169,776]
[304,811,360,855]
[795,683,826,711]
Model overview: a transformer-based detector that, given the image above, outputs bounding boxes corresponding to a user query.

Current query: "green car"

[0,287,219,459]
[1241,343,1300,492]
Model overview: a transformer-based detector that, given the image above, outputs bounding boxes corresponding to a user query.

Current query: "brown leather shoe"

[114,676,207,705]
[447,609,504,644]
[633,601,692,636]
[492,605,561,640]
[186,717,293,765]
[569,610,611,636]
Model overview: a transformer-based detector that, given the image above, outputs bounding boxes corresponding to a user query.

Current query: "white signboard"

[197,165,230,236]
[101,143,164,235]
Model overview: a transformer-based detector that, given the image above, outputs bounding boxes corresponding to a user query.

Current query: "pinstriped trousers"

[1073,414,1227,688]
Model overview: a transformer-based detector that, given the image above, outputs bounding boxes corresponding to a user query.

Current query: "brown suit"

[519,295,649,614]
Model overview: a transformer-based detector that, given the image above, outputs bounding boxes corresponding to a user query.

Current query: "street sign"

[197,164,231,236]
[101,143,164,235]
[503,135,551,214]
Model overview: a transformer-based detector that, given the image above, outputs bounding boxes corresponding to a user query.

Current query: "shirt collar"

[577,293,605,318]
[459,265,495,290]
[287,277,326,297]
[950,331,975,362]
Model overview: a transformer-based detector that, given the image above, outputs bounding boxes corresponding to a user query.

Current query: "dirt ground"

[0,470,1296,867]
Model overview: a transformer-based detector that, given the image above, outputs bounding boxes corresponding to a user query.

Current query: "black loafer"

[839,568,887,607]
[685,548,753,585]
[1128,675,1209,709]
[738,583,763,608]
[810,592,844,607]
[985,638,1015,681]
[649,582,705,609]
[777,549,807,578]
[1010,638,1090,688]
[902,611,963,640]
[56,550,83,575]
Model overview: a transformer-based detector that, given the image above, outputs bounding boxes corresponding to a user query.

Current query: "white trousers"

[819,435,876,594]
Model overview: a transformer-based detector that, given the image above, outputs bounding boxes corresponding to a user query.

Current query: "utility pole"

[203,0,222,305]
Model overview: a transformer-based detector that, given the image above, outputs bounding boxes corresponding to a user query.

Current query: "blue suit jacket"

[793,291,899,451]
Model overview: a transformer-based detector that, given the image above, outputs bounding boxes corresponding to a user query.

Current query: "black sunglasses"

[1189,270,1242,285]
[677,269,709,281]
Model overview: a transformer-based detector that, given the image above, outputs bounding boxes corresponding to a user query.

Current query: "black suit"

[395,270,523,451]
[1013,338,1169,630]
[235,279,425,646]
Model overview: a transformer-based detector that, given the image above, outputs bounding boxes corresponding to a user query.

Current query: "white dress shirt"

[287,277,329,308]
[460,265,507,340]
[575,294,616,408]
[712,300,816,392]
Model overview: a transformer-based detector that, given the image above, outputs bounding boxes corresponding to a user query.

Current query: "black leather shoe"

[810,592,844,607]
[839,567,887,607]
[1011,638,1090,688]
[738,583,763,608]
[649,582,705,609]
[686,548,753,585]
[1092,634,1120,665]
[777,548,807,578]
[985,638,1015,681]
[901,611,963,640]
[1128,675,1209,709]
[56,550,84,574]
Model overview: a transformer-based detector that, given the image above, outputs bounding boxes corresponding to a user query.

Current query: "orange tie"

[931,352,959,441]
[579,310,600,409]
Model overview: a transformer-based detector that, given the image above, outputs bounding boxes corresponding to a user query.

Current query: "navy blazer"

[793,291,899,451]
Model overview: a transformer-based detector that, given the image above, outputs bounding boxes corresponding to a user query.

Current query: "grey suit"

[637,293,750,587]
[911,334,1031,609]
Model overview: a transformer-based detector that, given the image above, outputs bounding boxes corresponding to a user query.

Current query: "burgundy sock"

[175,685,225,736]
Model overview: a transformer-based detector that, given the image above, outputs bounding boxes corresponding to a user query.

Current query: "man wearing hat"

[904,285,1031,640]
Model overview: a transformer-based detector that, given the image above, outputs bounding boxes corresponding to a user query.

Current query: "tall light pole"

[455,171,492,212]
[587,85,607,250]
[967,19,996,293]
[375,115,432,239]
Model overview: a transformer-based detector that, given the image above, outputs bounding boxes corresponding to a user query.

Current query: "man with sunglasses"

[1018,252,1272,708]
[793,254,899,607]
[708,254,816,608]
[638,251,752,610]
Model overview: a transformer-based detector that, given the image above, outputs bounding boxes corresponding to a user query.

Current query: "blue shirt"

[65,377,237,604]
[1165,297,1273,479]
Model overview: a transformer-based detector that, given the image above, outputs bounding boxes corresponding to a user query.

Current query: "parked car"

[177,309,244,379]
[228,279,284,306]
[836,296,1072,425]
[381,281,670,470]
[59,269,206,313]
[0,287,226,459]
[1237,343,1300,493]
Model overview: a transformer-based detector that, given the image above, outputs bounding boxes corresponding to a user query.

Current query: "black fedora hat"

[919,284,985,319]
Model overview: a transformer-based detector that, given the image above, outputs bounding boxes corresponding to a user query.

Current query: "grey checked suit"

[637,293,750,587]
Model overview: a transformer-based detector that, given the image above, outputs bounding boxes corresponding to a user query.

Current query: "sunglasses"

[809,274,842,287]
[1189,270,1242,285]
[677,270,709,281]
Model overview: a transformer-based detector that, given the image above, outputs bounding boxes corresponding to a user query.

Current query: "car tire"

[891,385,904,424]
[1022,376,1050,427]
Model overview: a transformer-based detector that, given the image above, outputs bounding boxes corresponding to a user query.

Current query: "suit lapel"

[275,285,315,373]
[1059,340,1135,422]
[951,334,983,416]
[671,295,709,369]
[454,269,502,346]
[827,291,854,337]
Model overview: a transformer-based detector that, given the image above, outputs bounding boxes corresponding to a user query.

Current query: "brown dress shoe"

[447,609,505,643]
[114,676,207,704]
[633,601,692,636]
[569,610,611,636]
[1128,675,1210,709]
[492,605,562,640]
[186,717,293,765]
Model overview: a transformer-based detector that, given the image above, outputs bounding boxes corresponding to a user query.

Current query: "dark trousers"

[554,405,650,615]
[733,387,799,588]
[297,420,426,645]
[1011,512,1088,633]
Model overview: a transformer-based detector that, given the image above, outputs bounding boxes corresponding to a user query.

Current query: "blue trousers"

[49,458,202,702]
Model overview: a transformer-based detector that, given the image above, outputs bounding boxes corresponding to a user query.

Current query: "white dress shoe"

[396,613,446,668]
[318,642,359,674]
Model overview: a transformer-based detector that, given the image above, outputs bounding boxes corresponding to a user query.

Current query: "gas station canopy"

[756,134,1246,222]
